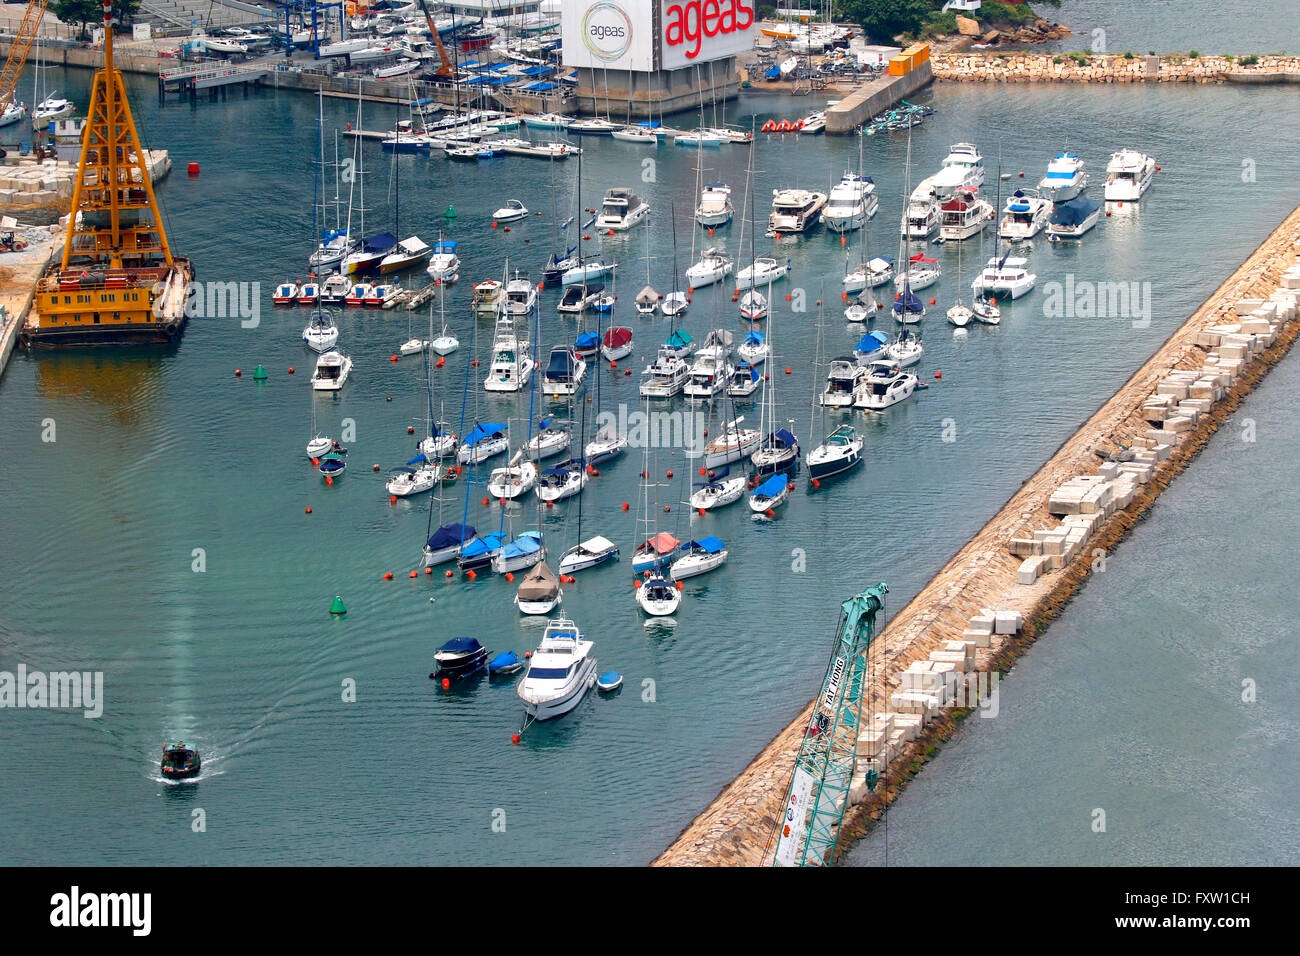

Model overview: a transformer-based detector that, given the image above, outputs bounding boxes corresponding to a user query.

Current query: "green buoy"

[329,596,347,615]
[444,205,457,219]
[253,364,267,380]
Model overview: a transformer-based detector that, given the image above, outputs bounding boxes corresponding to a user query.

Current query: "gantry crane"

[0,0,50,116]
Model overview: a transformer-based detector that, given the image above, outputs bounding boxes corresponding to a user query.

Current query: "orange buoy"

[625,368,632,375]
[441,678,450,690]
[492,221,499,228]
[466,569,477,580]
[698,508,706,517]
[765,508,776,518]
[505,572,515,582]
[666,470,673,478]
[840,236,846,246]
[785,293,792,302]
[305,506,313,514]
[785,367,792,375]
[675,581,685,591]
[383,572,394,580]
[234,369,241,376]
[391,355,398,362]
[934,370,942,379]
[325,476,333,486]
[607,229,614,237]
[312,458,320,466]
[512,734,521,745]
[389,495,397,504]
[482,497,490,506]
[373,464,380,471]
[546,500,554,508]
[621,502,629,511]
[425,567,432,575]
[445,569,453,577]
[811,478,821,488]
[407,426,415,434]
[708,228,714,237]
[409,570,418,578]
[610,360,617,369]
[929,298,936,305]
[503,226,510,232]
[288,366,295,374]
[663,505,671,513]
[436,356,445,368]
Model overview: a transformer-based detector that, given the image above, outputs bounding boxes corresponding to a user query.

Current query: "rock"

[956,15,980,37]
[981,29,1000,44]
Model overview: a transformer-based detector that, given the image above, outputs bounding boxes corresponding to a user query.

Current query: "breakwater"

[654,202,1300,866]
[933,51,1300,83]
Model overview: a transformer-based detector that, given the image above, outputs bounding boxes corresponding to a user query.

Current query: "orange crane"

[413,0,454,78]
[0,0,50,116]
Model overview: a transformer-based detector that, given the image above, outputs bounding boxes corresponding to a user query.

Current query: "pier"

[157,63,269,99]
[654,203,1300,866]
[826,60,934,134]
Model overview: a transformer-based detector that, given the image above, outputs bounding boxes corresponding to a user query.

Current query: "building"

[560,0,758,119]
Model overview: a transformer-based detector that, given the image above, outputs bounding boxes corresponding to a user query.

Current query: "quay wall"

[932,51,1300,84]
[826,61,933,134]
[654,202,1300,866]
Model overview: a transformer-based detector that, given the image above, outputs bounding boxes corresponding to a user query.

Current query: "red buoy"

[407,426,415,434]
[305,506,312,514]
[505,572,515,582]
[512,734,521,745]
[409,570,418,578]
[383,572,394,580]
[288,366,295,374]
[621,502,630,511]
[441,678,450,690]
[187,162,199,176]
[389,495,397,505]
[934,370,942,379]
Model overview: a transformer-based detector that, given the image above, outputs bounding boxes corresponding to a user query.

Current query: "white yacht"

[471,279,504,316]
[425,239,461,282]
[735,256,790,291]
[819,356,866,408]
[639,348,690,398]
[929,143,985,195]
[595,188,650,231]
[939,189,995,241]
[1038,152,1088,202]
[902,190,940,240]
[492,199,530,222]
[682,350,731,399]
[483,318,533,392]
[1047,197,1103,238]
[972,255,1037,299]
[695,182,734,227]
[822,173,878,233]
[302,309,339,352]
[689,472,746,510]
[807,425,863,481]
[999,190,1052,241]
[1104,149,1156,201]
[501,273,538,317]
[541,345,587,397]
[310,350,352,391]
[685,247,734,288]
[768,188,828,234]
[854,360,918,411]
[517,618,598,721]
[728,362,762,398]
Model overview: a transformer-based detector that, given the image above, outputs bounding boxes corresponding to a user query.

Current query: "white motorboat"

[799,111,827,134]
[319,273,351,306]
[457,422,510,464]
[929,143,985,195]
[902,183,941,239]
[670,536,728,580]
[568,117,619,135]
[492,532,546,574]
[425,239,461,282]
[386,461,442,496]
[302,309,339,352]
[472,279,504,316]
[1047,197,1103,238]
[517,618,598,720]
[515,560,563,616]
[536,459,588,502]
[728,362,762,398]
[999,190,1052,240]
[483,319,533,392]
[895,253,941,291]
[854,360,918,411]
[306,435,335,459]
[635,575,681,616]
[939,190,995,241]
[822,173,879,233]
[972,255,1037,299]
[561,259,616,285]
[373,57,420,78]
[685,247,734,288]
[493,199,530,223]
[502,273,538,317]
[748,473,793,513]
[702,417,761,468]
[310,350,352,391]
[972,295,1001,324]
[378,236,430,273]
[1104,149,1156,201]
[488,454,539,499]
[273,281,299,305]
[557,283,605,314]
[735,256,790,291]
[738,290,767,321]
[689,471,746,510]
[541,345,586,397]
[768,188,828,234]
[844,255,894,293]
[807,425,864,481]
[557,536,619,575]
[819,356,866,408]
[695,182,734,227]
[1038,152,1089,202]
[595,188,650,231]
[639,349,690,398]
[661,290,689,317]
[883,329,924,368]
[683,350,731,399]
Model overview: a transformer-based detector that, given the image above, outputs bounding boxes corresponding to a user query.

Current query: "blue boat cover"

[666,329,694,348]
[755,473,788,498]
[406,453,429,466]
[574,332,600,349]
[743,329,765,345]
[694,465,731,488]
[501,533,543,558]
[1050,197,1101,226]
[541,459,584,477]
[892,291,923,314]
[460,532,506,558]
[361,232,397,253]
[463,422,507,446]
[764,65,781,79]
[489,651,521,672]
[433,240,458,253]
[598,670,622,684]
[855,330,889,353]
[440,636,483,653]
[546,347,579,379]
[691,536,725,554]
[427,523,474,550]
[770,428,798,449]
[538,417,555,430]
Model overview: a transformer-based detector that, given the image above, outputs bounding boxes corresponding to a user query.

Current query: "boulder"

[956,15,981,37]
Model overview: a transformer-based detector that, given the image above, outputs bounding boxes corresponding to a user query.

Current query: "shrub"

[1189,50,1200,58]
[1241,54,1259,66]
[1053,56,1064,64]
[1123,51,1135,59]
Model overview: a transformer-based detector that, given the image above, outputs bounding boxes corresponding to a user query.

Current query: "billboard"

[561,0,656,72]
[660,0,757,70]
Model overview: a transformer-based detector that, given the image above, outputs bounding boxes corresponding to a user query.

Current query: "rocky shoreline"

[933,51,1300,83]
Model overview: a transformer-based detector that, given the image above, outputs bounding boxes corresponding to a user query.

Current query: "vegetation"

[1189,50,1200,58]
[838,0,935,45]
[52,0,141,39]
[1240,54,1260,65]
[980,2,1040,25]
[1123,51,1135,59]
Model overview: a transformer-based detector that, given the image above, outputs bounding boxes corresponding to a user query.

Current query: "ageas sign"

[661,0,755,68]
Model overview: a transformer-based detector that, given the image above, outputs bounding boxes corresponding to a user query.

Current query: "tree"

[51,0,142,41]
[839,0,935,44]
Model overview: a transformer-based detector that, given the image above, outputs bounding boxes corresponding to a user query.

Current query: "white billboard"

[660,0,757,70]
[561,0,656,72]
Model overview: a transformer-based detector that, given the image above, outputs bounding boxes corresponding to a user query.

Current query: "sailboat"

[750,292,799,475]
[490,300,544,500]
[806,295,864,482]
[948,199,974,327]
[893,128,928,325]
[971,146,1004,325]
[558,394,619,575]
[661,200,689,317]
[635,223,659,314]
[31,37,75,131]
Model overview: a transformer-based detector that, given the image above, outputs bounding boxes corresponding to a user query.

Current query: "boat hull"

[520,657,597,719]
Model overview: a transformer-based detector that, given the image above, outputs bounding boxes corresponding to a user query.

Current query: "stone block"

[994,609,1023,635]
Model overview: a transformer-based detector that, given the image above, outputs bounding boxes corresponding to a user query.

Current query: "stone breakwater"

[932,52,1300,83]
[653,202,1300,866]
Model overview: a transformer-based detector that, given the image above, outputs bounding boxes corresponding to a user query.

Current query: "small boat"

[689,468,746,511]
[522,112,573,130]
[273,281,299,305]
[317,453,347,478]
[1047,197,1103,238]
[431,331,459,355]
[661,290,689,317]
[661,329,696,360]
[419,423,459,460]
[318,273,351,306]
[685,247,734,288]
[734,256,790,291]
[471,279,504,316]
[492,531,546,574]
[1104,149,1156,201]
[972,296,1002,324]
[160,742,201,780]
[596,671,623,692]
[310,350,352,391]
[425,239,461,282]
[998,190,1052,241]
[883,328,924,368]
[574,331,600,362]
[484,320,534,393]
[639,348,690,398]
[568,117,619,136]
[502,273,539,317]
[854,360,918,411]
[488,453,539,500]
[595,188,651,231]
[399,337,429,356]
[489,651,527,676]
[636,574,681,616]
[306,435,335,459]
[524,418,572,460]
[302,309,339,352]
[820,356,866,407]
[728,362,762,398]
[386,458,441,496]
[558,535,620,574]
[738,290,767,321]
[493,199,530,223]
[343,232,398,275]
[748,473,793,513]
[894,253,940,291]
[365,282,396,307]
[457,422,510,464]
[612,126,657,144]
[345,282,374,307]
[600,327,634,362]
[541,345,587,397]
[675,128,725,148]
[947,302,974,327]
[379,236,431,274]
[561,259,615,285]
[535,458,588,502]
[807,424,863,481]
[1038,152,1089,202]
[422,523,476,566]
[446,145,479,162]
[751,427,800,476]
[702,416,760,468]
[516,559,562,615]
[902,190,940,240]
[557,283,604,314]
[845,295,877,323]
[854,330,890,365]
[296,280,320,305]
[892,290,926,324]
[31,95,75,127]
[683,349,731,399]
[517,618,598,720]
[632,531,680,574]
[431,637,489,680]
[669,536,728,580]
[457,532,508,571]
[695,182,734,227]
[929,143,986,195]
[635,285,659,314]
[737,329,769,366]
[768,188,828,234]
[939,189,995,241]
[971,255,1037,300]
[844,255,894,292]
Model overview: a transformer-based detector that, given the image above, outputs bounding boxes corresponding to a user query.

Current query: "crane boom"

[0,0,51,116]
[412,0,454,77]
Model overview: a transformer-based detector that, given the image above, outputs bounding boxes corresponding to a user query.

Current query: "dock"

[158,64,269,99]
[654,202,1300,866]
[382,284,438,311]
[826,60,933,134]
[0,224,61,379]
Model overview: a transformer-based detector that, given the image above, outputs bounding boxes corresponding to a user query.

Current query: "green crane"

[772,582,889,867]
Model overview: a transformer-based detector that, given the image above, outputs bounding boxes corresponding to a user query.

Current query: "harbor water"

[3,67,1300,865]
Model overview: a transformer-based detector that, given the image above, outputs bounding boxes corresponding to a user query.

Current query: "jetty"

[655,202,1300,866]
[827,44,934,134]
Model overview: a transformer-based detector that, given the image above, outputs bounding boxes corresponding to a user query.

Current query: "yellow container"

[902,43,930,66]
[888,55,913,76]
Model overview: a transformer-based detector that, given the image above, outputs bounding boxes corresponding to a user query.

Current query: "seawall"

[826,61,933,134]
[654,202,1300,866]
[932,51,1300,84]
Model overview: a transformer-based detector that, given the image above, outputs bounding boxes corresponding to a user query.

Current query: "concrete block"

[1164,415,1194,433]
[943,641,976,668]
[1156,381,1189,400]
[871,713,897,737]
[1016,556,1043,585]
[929,650,967,672]
[1235,298,1266,312]
[994,609,1023,635]
[968,614,995,635]
[891,713,922,741]
[963,627,992,648]
[1098,461,1120,479]
[856,728,887,756]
